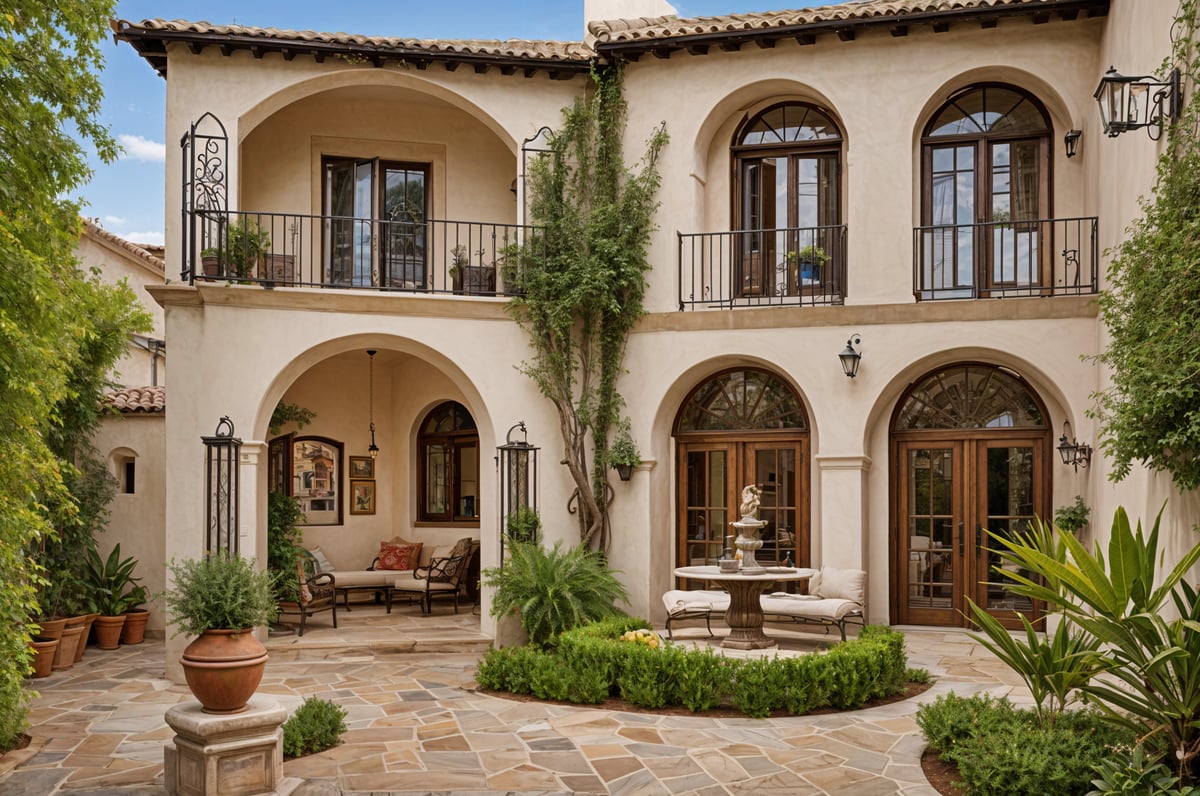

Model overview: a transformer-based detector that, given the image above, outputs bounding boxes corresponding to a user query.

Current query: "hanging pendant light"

[367,350,379,460]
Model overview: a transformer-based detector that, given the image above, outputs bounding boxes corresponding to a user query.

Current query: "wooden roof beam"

[836,28,855,42]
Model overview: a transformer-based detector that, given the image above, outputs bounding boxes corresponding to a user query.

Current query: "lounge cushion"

[309,547,336,574]
[760,592,861,621]
[329,570,391,588]
[661,589,730,617]
[812,566,865,603]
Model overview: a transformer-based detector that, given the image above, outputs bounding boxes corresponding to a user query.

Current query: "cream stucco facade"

[112,0,1197,677]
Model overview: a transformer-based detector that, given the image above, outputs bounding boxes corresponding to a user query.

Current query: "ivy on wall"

[1094,0,1200,490]
[508,65,667,550]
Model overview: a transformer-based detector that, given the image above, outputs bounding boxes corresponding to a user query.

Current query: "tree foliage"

[1094,1,1200,489]
[507,65,667,550]
[0,0,132,750]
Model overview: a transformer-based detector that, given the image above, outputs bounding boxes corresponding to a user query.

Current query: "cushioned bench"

[307,536,478,612]
[661,566,866,642]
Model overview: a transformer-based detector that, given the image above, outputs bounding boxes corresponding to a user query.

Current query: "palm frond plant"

[483,540,630,646]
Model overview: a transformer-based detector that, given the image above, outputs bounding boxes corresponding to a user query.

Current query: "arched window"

[733,102,844,299]
[895,364,1046,430]
[919,84,1052,299]
[674,369,810,572]
[418,401,479,523]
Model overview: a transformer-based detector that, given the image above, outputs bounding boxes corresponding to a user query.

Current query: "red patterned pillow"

[378,542,421,571]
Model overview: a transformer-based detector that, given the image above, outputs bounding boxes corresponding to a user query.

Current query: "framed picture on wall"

[350,479,376,515]
[349,456,375,479]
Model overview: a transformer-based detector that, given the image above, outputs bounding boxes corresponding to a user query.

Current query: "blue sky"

[90,1,824,247]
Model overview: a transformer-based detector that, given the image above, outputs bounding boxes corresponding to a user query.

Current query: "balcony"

[185,210,541,296]
[913,217,1098,300]
[678,225,847,310]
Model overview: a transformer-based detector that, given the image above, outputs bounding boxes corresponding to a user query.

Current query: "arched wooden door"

[674,369,809,585]
[891,364,1050,629]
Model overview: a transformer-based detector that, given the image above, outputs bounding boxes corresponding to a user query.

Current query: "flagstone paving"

[0,605,1032,795]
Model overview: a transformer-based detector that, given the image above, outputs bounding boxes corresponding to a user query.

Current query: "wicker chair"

[276,549,338,636]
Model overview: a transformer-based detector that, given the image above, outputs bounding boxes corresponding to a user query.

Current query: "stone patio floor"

[0,604,1033,795]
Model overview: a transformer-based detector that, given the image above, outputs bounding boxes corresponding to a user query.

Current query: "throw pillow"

[309,547,335,574]
[378,542,421,571]
[815,566,865,604]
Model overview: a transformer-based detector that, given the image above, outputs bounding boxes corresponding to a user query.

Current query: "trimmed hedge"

[476,620,909,718]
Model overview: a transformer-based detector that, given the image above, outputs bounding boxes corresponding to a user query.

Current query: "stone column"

[814,455,871,570]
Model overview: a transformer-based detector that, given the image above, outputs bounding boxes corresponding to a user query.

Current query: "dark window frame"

[417,401,481,525]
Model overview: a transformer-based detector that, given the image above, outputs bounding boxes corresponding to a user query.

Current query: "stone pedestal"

[164,696,286,796]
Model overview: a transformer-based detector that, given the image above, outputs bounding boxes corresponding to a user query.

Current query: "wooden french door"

[894,434,1046,628]
[677,437,807,583]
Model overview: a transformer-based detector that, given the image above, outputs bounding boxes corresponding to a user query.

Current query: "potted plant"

[83,544,142,649]
[166,552,278,714]
[603,420,641,482]
[505,506,541,547]
[201,217,271,280]
[788,244,831,284]
[119,584,151,645]
[449,245,496,294]
[1053,495,1091,536]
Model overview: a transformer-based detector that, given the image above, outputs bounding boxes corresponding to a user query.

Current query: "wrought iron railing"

[677,225,848,310]
[913,217,1098,300]
[185,209,542,296]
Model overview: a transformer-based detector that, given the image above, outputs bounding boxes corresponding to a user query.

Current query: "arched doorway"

[673,368,809,584]
[890,363,1050,628]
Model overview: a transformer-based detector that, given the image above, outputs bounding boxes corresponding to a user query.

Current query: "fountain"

[731,484,767,575]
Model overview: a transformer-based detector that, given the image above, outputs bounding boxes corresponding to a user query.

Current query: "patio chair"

[393,539,478,614]
[276,549,338,636]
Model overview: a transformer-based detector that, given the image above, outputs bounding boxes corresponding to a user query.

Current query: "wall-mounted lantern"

[1094,66,1182,140]
[1057,420,1093,471]
[839,334,862,378]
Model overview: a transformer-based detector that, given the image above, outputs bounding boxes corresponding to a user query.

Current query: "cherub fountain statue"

[730,484,766,574]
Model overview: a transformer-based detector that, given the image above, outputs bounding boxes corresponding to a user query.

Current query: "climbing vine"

[1094,0,1200,489]
[507,64,667,550]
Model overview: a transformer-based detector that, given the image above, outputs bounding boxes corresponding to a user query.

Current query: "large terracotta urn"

[180,629,269,714]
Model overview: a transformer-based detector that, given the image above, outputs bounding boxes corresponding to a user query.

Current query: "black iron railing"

[913,217,1098,300]
[186,209,542,296]
[678,225,848,310]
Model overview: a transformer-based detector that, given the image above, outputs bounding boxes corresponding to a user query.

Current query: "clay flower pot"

[93,615,127,650]
[29,636,60,678]
[52,619,87,671]
[180,629,269,714]
[120,609,150,645]
[74,613,99,662]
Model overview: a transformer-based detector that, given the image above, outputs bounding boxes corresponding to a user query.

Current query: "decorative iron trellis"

[202,416,241,556]
[180,112,228,284]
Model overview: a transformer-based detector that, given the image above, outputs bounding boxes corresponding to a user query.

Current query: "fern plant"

[483,541,630,646]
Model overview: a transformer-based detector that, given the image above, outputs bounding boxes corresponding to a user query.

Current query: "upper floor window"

[732,103,844,299]
[918,85,1052,299]
[324,157,429,289]
[418,401,479,524]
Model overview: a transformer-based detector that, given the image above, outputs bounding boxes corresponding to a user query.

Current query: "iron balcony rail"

[185,209,543,296]
[913,216,1099,300]
[678,225,848,310]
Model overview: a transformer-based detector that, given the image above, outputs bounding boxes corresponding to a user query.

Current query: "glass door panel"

[424,443,449,518]
[976,440,1042,628]
[748,444,799,564]
[925,144,976,296]
[988,140,1042,289]
[899,443,962,625]
[382,166,427,289]
[455,442,478,520]
[682,446,733,568]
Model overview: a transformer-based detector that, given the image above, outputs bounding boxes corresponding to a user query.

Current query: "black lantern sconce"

[839,334,862,378]
[366,350,379,460]
[497,421,539,562]
[1064,129,1082,158]
[201,416,241,556]
[1094,66,1182,140]
[1057,420,1092,471]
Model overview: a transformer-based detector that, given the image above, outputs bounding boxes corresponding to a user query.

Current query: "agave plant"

[483,540,630,646]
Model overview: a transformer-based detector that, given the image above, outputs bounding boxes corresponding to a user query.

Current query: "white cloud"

[126,231,164,247]
[104,215,128,226]
[118,134,166,163]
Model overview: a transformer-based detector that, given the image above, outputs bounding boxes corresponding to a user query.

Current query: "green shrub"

[729,657,786,718]
[1091,746,1200,796]
[906,667,932,684]
[476,646,541,694]
[617,643,678,708]
[282,697,348,758]
[673,646,727,713]
[780,654,834,715]
[917,693,1134,796]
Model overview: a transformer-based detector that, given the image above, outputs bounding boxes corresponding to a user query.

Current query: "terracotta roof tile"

[119,18,593,62]
[83,219,165,272]
[589,0,1101,44]
[104,386,166,414]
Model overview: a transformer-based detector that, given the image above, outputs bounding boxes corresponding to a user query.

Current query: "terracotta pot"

[29,636,59,678]
[36,616,67,641]
[120,609,150,645]
[180,629,268,714]
[75,613,99,662]
[52,622,85,671]
[93,615,127,650]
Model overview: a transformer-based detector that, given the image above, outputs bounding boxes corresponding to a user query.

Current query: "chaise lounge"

[662,566,866,642]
